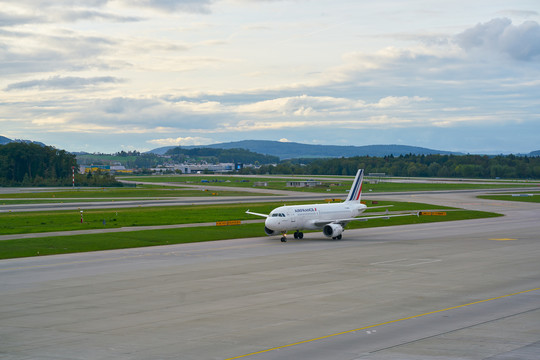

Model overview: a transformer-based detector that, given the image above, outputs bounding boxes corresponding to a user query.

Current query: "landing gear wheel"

[298,232,304,239]
[281,236,287,242]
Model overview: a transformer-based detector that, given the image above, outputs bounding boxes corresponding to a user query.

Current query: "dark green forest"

[0,143,120,187]
[240,154,540,179]
[77,151,163,169]
[165,147,279,164]
[77,148,279,168]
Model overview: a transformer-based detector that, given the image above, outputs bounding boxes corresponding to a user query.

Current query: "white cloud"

[1,0,539,154]
[5,76,123,91]
[371,96,431,108]
[30,117,69,126]
[456,18,540,60]
[0,0,215,16]
[234,95,366,116]
[147,136,213,146]
[119,0,215,13]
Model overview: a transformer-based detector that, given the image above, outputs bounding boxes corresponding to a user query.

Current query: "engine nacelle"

[265,226,276,236]
[323,223,343,238]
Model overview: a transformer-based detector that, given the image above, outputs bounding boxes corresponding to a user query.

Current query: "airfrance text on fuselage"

[295,208,317,213]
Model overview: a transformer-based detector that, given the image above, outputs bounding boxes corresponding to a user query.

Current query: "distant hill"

[0,135,46,147]
[530,150,540,157]
[0,135,11,145]
[149,140,462,159]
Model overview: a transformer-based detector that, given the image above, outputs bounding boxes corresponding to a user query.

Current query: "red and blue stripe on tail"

[345,169,364,202]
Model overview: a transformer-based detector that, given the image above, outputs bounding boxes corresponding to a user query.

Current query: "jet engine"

[265,226,276,236]
[323,223,343,238]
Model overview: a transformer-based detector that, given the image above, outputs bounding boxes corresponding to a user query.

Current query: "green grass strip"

[0,210,501,260]
[120,175,537,193]
[0,187,268,199]
[0,201,452,235]
[478,194,540,203]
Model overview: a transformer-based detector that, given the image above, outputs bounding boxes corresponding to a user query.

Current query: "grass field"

[0,209,502,259]
[0,200,444,235]
[118,175,538,194]
[0,177,520,259]
[0,186,268,202]
[478,193,540,203]
[1,176,536,205]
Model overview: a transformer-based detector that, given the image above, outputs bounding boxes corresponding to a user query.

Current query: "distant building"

[81,165,109,173]
[286,180,322,188]
[176,163,234,174]
[81,165,132,174]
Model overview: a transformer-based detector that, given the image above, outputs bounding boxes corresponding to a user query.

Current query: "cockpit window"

[271,213,286,217]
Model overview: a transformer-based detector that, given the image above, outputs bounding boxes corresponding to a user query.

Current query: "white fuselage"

[265,201,367,233]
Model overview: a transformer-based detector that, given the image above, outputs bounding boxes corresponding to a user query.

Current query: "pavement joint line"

[223,287,540,360]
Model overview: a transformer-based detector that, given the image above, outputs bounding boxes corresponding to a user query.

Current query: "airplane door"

[289,210,296,223]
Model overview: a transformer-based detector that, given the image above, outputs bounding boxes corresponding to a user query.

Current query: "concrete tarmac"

[0,191,539,360]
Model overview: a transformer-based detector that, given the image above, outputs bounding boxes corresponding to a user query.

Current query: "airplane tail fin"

[345,169,364,202]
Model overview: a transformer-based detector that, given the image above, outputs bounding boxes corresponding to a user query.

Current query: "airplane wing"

[245,210,269,218]
[366,205,394,210]
[313,212,416,227]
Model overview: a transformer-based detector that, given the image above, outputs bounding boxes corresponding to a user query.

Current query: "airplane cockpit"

[271,213,286,217]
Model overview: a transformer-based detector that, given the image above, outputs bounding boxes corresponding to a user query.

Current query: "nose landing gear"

[281,231,304,242]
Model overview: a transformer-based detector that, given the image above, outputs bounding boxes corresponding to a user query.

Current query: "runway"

[0,191,539,360]
[1,186,536,213]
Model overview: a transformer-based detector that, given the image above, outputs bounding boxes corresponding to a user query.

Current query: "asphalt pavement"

[0,189,539,360]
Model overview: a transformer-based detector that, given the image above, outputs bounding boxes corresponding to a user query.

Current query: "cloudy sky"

[1,0,539,154]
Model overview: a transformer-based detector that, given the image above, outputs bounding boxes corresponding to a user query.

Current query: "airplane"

[246,169,414,242]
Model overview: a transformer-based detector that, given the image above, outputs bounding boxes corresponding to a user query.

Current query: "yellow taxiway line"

[225,287,540,360]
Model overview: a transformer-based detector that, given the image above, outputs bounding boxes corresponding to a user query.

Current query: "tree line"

[77,152,163,169]
[165,147,279,164]
[0,143,120,187]
[2,142,538,187]
[240,154,540,179]
[77,147,280,169]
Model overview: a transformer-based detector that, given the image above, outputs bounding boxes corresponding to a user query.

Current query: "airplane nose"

[265,217,279,229]
[265,217,275,227]
[264,217,277,235]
